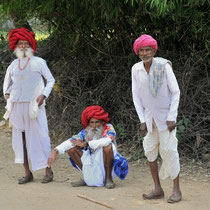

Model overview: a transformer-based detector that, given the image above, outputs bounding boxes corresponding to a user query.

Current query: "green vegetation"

[0,0,209,160]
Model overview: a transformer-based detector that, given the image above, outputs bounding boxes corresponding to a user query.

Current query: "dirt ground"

[0,126,210,210]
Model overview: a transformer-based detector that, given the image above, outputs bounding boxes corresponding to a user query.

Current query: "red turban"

[133,34,158,55]
[81,105,110,128]
[8,28,37,52]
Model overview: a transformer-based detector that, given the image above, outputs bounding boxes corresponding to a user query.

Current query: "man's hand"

[140,122,147,137]
[47,149,58,167]
[36,94,46,106]
[166,121,176,132]
[70,140,87,148]
[4,94,10,101]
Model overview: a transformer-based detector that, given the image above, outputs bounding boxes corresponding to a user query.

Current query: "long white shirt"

[3,56,55,101]
[131,58,180,133]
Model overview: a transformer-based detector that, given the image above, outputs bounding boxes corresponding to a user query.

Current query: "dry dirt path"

[0,126,210,210]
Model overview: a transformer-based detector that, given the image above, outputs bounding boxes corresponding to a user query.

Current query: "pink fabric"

[133,34,158,55]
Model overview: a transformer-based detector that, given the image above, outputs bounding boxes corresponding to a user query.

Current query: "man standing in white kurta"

[131,34,182,203]
[3,28,55,184]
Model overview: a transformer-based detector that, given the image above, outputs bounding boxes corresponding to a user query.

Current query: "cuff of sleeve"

[166,114,177,121]
[55,139,74,155]
[42,91,48,99]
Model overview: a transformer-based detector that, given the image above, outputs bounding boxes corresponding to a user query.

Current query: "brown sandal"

[143,189,164,200]
[18,173,33,184]
[71,179,86,187]
[42,172,53,184]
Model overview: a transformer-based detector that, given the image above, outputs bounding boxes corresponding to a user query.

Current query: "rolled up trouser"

[143,128,180,180]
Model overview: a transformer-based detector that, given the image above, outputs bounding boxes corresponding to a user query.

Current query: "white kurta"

[132,58,180,133]
[10,103,51,171]
[3,56,55,171]
[131,57,180,180]
[56,136,116,187]
[81,143,117,187]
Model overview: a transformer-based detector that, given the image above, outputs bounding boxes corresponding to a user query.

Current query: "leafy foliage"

[0,0,209,160]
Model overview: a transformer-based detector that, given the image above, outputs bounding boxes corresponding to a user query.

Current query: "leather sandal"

[42,172,53,183]
[143,189,164,200]
[105,180,115,189]
[71,179,86,187]
[18,173,33,184]
[167,192,182,203]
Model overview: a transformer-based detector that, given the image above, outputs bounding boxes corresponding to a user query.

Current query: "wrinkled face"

[89,118,103,129]
[87,118,103,140]
[17,40,30,52]
[138,46,156,63]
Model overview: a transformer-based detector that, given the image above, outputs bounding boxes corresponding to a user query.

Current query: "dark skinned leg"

[67,147,86,187]
[18,132,33,184]
[167,174,182,203]
[103,144,115,188]
[68,147,83,170]
[143,159,164,199]
[22,132,32,177]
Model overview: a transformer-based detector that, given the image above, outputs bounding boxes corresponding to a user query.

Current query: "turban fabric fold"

[81,105,109,128]
[133,34,158,55]
[8,28,37,51]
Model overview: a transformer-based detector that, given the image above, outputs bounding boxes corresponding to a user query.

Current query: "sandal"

[42,172,53,184]
[143,189,164,200]
[105,180,115,189]
[167,191,182,203]
[71,179,86,187]
[18,173,33,184]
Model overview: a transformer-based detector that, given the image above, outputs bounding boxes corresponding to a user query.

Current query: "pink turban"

[8,28,37,52]
[81,105,110,128]
[133,34,158,55]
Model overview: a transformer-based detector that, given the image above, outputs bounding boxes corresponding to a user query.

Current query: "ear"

[152,49,157,56]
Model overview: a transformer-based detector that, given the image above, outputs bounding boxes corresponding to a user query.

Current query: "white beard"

[86,124,103,140]
[14,47,34,59]
[141,56,153,63]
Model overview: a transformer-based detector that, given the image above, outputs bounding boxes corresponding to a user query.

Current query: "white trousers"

[10,102,51,171]
[143,128,180,180]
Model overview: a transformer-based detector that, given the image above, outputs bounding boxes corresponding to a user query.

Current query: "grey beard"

[14,47,34,59]
[86,124,103,140]
[141,57,153,63]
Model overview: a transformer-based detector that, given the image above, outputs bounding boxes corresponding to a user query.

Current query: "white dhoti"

[9,102,51,171]
[143,128,180,180]
[81,143,117,187]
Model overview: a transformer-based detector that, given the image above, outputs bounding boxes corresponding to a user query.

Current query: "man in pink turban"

[3,28,55,184]
[48,105,128,189]
[131,34,182,203]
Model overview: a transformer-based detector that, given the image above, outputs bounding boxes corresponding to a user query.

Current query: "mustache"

[87,124,103,140]
[90,127,101,132]
[14,47,33,59]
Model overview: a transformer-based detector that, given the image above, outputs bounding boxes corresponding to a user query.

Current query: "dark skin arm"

[47,140,88,167]
[36,94,46,106]
[140,122,147,137]
[4,94,10,100]
[141,121,176,136]
[166,121,176,132]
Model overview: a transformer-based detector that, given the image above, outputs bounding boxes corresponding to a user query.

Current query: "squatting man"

[132,34,182,203]
[48,105,128,188]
